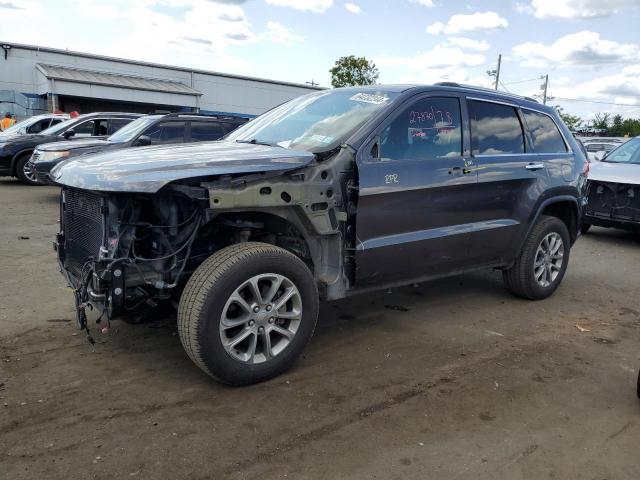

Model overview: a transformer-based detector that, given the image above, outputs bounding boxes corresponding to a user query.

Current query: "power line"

[554,96,640,107]
[503,77,542,86]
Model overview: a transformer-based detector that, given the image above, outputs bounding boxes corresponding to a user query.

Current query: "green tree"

[329,55,379,88]
[555,106,582,131]
[610,114,623,136]
[592,112,611,130]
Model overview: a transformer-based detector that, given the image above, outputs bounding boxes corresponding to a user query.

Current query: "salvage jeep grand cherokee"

[53,84,586,385]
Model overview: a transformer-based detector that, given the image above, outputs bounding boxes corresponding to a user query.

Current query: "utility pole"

[494,54,501,90]
[542,74,549,105]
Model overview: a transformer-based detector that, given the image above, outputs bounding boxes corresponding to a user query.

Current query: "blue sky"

[2,0,640,122]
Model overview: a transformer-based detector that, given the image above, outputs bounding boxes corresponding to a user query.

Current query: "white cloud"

[409,0,435,6]
[426,11,508,35]
[551,69,640,118]
[265,0,333,13]
[446,37,490,51]
[0,0,309,76]
[512,31,640,68]
[529,0,640,18]
[344,2,361,13]
[376,43,487,84]
[262,21,304,45]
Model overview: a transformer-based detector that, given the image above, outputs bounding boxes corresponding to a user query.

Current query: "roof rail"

[433,82,540,103]
[161,112,250,121]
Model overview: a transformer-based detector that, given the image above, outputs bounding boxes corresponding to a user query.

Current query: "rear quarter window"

[522,109,567,153]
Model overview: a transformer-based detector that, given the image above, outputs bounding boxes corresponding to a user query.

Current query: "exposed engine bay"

[584,180,640,226]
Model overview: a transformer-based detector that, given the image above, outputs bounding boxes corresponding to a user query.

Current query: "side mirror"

[136,135,151,147]
[594,151,606,161]
[63,129,75,139]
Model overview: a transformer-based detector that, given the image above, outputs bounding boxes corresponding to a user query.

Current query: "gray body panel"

[53,141,315,193]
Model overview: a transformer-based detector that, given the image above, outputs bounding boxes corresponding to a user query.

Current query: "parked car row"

[576,136,629,162]
[0,111,248,185]
[29,113,247,184]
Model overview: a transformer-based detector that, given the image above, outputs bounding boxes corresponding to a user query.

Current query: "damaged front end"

[583,180,640,230]
[56,185,209,331]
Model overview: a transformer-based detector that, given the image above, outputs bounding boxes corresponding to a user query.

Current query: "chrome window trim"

[466,96,519,108]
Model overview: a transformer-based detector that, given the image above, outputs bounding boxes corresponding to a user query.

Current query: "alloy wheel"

[533,232,564,287]
[219,273,302,364]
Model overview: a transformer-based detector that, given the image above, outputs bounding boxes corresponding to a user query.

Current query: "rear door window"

[144,121,186,144]
[189,121,226,142]
[469,100,525,155]
[522,109,567,153]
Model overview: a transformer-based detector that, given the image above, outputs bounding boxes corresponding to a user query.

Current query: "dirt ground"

[1,176,639,480]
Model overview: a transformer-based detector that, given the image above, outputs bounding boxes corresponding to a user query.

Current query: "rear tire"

[14,152,41,186]
[177,242,318,386]
[503,215,570,300]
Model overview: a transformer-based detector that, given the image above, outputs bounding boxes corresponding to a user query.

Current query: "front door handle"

[525,163,545,171]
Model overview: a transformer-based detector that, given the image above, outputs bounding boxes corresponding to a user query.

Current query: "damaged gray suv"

[53,84,587,385]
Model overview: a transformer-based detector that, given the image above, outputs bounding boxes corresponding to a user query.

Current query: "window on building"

[522,109,567,153]
[380,97,462,161]
[469,100,525,155]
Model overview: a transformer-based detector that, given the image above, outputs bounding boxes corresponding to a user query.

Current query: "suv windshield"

[108,116,160,143]
[226,89,400,153]
[603,137,640,164]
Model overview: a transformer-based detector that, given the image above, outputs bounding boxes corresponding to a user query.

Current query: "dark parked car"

[30,113,248,185]
[53,84,586,385]
[0,112,141,185]
[582,136,640,234]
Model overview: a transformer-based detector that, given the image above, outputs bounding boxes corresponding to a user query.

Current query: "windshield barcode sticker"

[349,93,389,105]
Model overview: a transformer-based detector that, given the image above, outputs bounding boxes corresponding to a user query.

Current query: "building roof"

[5,41,323,91]
[35,63,202,96]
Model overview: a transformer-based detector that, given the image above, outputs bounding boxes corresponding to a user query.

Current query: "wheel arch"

[201,208,346,299]
[520,195,580,253]
[11,148,35,175]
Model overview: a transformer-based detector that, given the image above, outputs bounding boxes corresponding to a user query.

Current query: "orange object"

[0,117,14,130]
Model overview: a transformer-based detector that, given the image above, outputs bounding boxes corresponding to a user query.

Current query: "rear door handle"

[525,163,545,171]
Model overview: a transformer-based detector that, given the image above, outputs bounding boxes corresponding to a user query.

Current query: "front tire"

[503,215,570,300]
[178,242,319,386]
[14,152,41,185]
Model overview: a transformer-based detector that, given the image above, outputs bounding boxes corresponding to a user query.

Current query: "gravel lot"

[1,176,639,480]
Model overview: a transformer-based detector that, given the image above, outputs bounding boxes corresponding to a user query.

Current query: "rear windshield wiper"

[235,139,281,148]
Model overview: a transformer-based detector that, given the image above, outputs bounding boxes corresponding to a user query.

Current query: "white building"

[0,42,321,119]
